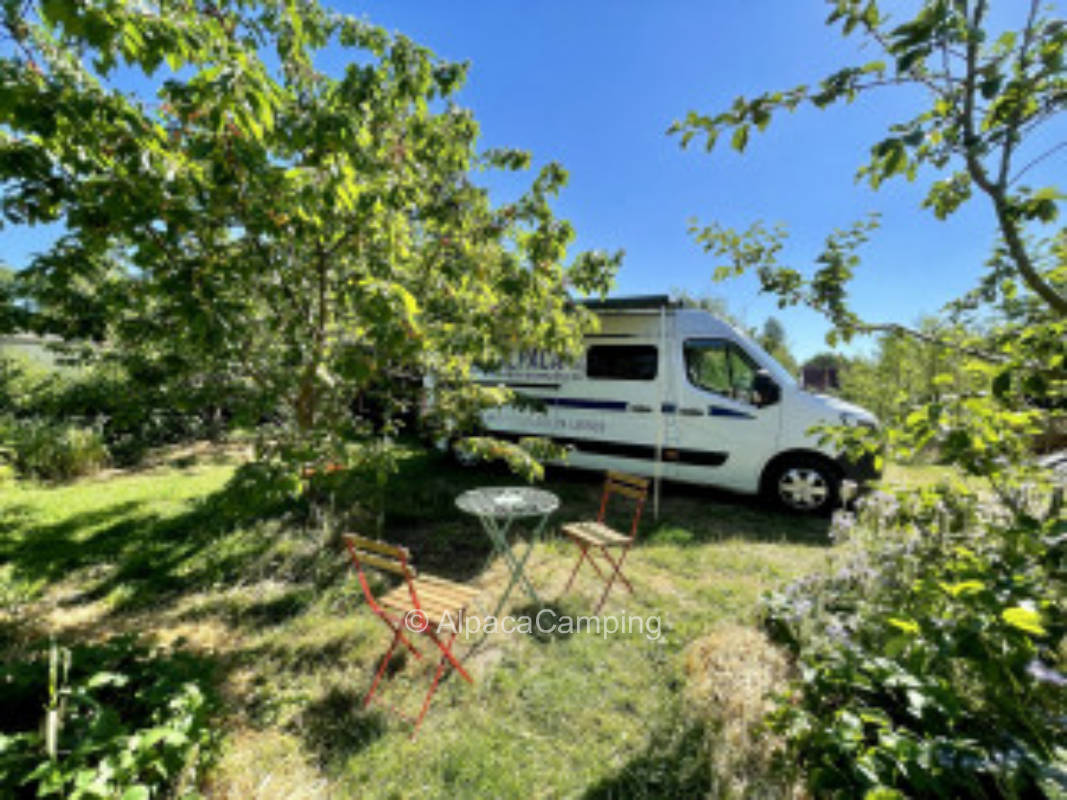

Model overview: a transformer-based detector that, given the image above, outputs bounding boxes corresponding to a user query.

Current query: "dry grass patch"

[205,728,331,800]
[684,624,799,799]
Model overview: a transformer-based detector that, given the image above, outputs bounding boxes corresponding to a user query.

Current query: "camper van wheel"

[766,456,839,514]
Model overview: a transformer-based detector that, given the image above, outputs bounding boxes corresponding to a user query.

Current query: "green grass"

[1,446,844,798]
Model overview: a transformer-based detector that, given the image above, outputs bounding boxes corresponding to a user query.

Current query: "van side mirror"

[752,371,780,407]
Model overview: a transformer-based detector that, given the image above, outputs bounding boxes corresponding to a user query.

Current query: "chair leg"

[592,547,634,614]
[412,630,461,738]
[426,628,473,684]
[563,541,592,593]
[604,546,634,594]
[364,627,403,707]
[383,611,423,658]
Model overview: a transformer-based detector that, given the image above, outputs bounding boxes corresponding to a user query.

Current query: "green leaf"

[87,671,129,689]
[121,786,150,800]
[1002,606,1047,636]
[888,617,919,635]
[939,580,984,597]
[731,124,750,152]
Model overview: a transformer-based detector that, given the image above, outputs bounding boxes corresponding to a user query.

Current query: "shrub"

[762,487,1067,798]
[6,419,109,481]
[0,355,223,469]
[0,636,220,799]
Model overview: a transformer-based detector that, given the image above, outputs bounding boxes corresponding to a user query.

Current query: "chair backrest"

[597,471,650,539]
[342,534,417,609]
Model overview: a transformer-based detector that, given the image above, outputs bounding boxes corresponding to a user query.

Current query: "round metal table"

[455,486,560,616]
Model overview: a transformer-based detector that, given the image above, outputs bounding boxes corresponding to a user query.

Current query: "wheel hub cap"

[778,468,829,510]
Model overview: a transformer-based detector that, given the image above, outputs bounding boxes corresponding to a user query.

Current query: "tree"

[672,290,745,328]
[803,351,849,372]
[1,1,620,472]
[674,0,1066,323]
[672,0,1064,484]
[671,5,1066,794]
[835,317,985,424]
[756,315,798,375]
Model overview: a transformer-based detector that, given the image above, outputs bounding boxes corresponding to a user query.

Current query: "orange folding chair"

[560,471,650,613]
[342,534,480,736]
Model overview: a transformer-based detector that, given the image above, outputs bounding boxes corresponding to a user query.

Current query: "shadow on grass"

[509,599,578,643]
[581,722,712,800]
[0,463,304,617]
[172,586,321,632]
[331,450,829,592]
[293,686,387,768]
[636,482,831,548]
[241,588,318,629]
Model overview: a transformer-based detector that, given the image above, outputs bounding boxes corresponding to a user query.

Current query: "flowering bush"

[762,485,1067,798]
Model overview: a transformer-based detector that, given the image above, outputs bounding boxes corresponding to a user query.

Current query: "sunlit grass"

[1,445,877,797]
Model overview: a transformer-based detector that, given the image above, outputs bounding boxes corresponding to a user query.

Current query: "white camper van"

[472,295,879,513]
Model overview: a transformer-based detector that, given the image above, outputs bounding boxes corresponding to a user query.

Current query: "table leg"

[482,514,542,617]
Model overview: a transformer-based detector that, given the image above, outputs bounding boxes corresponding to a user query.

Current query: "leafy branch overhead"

[0,0,622,470]
[672,0,1067,316]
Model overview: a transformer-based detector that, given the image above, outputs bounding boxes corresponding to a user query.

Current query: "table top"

[455,486,560,518]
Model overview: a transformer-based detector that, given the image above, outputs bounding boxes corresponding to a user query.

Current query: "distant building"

[802,365,839,392]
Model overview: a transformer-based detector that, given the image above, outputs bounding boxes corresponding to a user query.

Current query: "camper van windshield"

[684,339,759,403]
[586,345,658,381]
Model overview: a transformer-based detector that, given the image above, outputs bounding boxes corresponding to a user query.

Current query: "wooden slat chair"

[560,471,650,613]
[342,534,480,736]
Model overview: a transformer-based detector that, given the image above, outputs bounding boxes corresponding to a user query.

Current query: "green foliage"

[675,0,1066,317]
[756,316,799,375]
[1,0,621,478]
[0,636,220,799]
[3,417,109,481]
[762,488,1067,798]
[676,2,1067,795]
[454,435,569,483]
[835,320,987,426]
[0,356,222,468]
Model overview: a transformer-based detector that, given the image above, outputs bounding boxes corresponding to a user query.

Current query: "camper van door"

[668,336,782,492]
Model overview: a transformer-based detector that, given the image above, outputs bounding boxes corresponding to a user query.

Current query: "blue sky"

[338,0,1064,361]
[6,1,1064,362]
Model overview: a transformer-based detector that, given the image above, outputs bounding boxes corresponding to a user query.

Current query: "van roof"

[576,294,680,311]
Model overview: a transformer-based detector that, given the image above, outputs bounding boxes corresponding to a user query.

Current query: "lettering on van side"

[494,349,584,383]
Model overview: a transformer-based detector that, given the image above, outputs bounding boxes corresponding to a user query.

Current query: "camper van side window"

[684,340,759,404]
[586,345,658,381]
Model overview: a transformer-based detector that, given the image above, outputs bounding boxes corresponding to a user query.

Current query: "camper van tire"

[762,454,841,514]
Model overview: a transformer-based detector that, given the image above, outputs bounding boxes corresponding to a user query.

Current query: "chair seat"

[561,520,630,546]
[379,575,481,626]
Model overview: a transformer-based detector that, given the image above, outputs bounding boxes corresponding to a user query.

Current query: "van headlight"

[840,411,876,428]
[840,412,878,430]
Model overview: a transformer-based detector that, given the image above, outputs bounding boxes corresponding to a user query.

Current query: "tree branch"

[959,0,1067,315]
[1011,140,1067,186]
[857,321,1008,363]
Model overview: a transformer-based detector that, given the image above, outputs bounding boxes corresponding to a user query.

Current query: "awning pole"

[653,305,665,520]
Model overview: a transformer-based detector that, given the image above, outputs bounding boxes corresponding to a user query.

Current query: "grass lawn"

[0,445,935,798]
